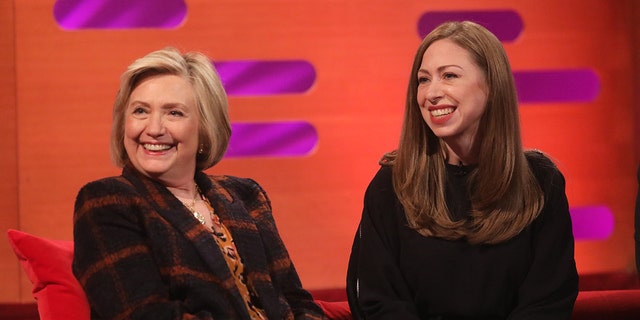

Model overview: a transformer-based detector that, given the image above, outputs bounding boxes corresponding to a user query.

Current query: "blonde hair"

[387,21,543,244]
[110,47,231,171]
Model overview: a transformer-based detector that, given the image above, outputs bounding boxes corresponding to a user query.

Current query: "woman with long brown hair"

[347,21,578,319]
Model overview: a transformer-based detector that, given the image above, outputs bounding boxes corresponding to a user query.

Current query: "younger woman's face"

[416,39,489,152]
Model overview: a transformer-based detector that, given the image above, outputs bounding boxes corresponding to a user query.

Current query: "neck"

[443,139,479,166]
[166,180,198,202]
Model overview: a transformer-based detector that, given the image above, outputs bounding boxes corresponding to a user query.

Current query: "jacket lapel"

[198,175,270,274]
[122,166,232,277]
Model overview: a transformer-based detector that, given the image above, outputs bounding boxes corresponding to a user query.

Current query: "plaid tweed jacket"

[72,165,325,320]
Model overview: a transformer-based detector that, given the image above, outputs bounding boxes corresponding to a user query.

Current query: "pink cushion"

[7,229,90,320]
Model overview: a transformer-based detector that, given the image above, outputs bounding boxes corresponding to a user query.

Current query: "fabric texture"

[72,165,325,319]
[347,151,579,319]
[7,229,90,320]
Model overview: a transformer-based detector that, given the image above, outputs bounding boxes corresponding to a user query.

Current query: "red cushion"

[7,229,90,320]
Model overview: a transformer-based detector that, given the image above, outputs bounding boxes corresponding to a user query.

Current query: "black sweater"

[347,152,578,319]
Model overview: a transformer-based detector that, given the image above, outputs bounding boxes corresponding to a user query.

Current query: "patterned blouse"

[203,197,268,319]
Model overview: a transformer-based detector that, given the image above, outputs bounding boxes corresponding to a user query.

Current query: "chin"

[132,163,171,177]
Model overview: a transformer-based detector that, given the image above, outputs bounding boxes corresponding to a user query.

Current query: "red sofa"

[7,229,640,320]
[310,287,640,320]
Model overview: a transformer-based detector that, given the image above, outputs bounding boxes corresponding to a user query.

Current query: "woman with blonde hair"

[73,47,325,319]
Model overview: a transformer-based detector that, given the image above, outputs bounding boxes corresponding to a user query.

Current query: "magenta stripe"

[53,0,186,29]
[417,10,523,42]
[514,69,600,103]
[215,60,316,96]
[225,122,318,158]
[570,205,614,241]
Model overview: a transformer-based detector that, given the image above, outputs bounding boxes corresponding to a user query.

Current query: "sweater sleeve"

[242,179,326,320]
[508,162,579,319]
[346,167,421,320]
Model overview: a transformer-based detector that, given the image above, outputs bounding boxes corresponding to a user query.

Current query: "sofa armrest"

[571,289,640,320]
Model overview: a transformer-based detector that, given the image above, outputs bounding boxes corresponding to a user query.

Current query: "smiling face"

[123,74,200,185]
[417,39,489,159]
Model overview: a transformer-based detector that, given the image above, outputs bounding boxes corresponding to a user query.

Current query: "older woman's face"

[416,39,488,151]
[124,74,199,184]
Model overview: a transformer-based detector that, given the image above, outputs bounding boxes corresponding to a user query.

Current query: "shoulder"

[525,149,556,170]
[525,150,562,179]
[76,175,137,201]
[204,174,270,206]
[525,150,566,196]
[73,175,145,225]
[208,175,263,195]
[367,165,394,194]
[363,165,400,215]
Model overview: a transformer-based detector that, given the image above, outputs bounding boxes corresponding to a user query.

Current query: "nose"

[424,80,443,105]
[145,112,166,137]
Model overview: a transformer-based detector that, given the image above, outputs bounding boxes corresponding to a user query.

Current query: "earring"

[198,144,204,154]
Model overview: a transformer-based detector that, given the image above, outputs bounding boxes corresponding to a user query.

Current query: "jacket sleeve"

[245,179,326,320]
[508,165,579,319]
[72,180,214,320]
[346,168,421,320]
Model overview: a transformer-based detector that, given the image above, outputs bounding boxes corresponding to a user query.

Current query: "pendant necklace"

[181,183,207,225]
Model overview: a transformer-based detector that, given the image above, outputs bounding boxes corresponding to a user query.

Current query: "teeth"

[144,144,171,151]
[431,107,454,117]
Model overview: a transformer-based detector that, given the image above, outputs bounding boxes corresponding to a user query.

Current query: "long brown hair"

[388,21,543,244]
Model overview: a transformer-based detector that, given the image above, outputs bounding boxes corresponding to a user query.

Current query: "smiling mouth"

[143,143,172,151]
[430,107,455,117]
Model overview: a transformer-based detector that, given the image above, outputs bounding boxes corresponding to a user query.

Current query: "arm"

[508,167,579,320]
[246,179,325,320]
[346,168,421,320]
[72,180,213,320]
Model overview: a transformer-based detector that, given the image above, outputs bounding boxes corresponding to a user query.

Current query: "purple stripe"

[53,0,186,29]
[215,60,316,96]
[417,10,523,42]
[515,69,600,103]
[570,205,614,241]
[225,122,318,158]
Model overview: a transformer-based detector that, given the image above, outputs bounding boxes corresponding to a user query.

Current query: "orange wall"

[0,0,20,302]
[0,1,24,302]
[2,0,639,303]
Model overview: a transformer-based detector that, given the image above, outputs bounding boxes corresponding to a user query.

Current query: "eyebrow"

[128,100,189,109]
[418,64,464,74]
